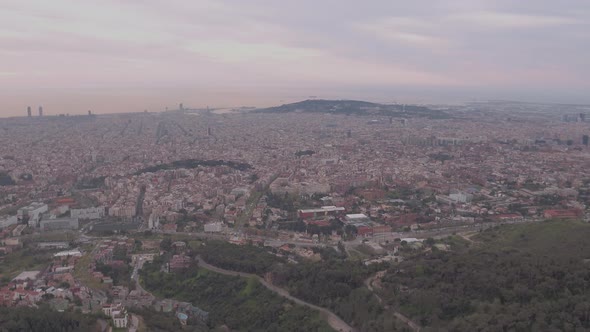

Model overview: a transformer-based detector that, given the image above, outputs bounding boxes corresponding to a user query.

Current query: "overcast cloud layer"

[1,0,589,116]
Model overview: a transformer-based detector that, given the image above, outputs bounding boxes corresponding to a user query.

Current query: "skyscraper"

[27,106,31,117]
[38,106,43,117]
[583,135,589,146]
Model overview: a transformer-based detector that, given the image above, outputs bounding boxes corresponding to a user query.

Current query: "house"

[102,303,128,329]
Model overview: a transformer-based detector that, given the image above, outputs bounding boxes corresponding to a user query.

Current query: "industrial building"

[40,218,79,232]
[298,206,345,219]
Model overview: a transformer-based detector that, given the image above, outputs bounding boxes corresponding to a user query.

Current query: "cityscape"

[1,0,590,331]
[1,99,590,331]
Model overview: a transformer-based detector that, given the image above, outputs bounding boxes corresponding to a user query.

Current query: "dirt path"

[459,231,478,244]
[364,271,421,332]
[196,257,355,332]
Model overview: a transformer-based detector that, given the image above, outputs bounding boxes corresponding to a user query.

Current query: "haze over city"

[4,2,590,332]
[1,0,589,116]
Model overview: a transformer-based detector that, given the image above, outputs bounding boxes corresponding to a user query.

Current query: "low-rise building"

[40,218,79,232]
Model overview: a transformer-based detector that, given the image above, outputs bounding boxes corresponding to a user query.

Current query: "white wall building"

[71,206,105,220]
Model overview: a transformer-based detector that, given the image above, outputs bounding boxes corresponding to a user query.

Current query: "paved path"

[196,257,356,332]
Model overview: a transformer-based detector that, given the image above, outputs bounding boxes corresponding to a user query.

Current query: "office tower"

[27,106,31,117]
[583,135,589,146]
[88,110,92,116]
[347,129,351,138]
[179,103,184,111]
[38,106,43,117]
[207,127,212,136]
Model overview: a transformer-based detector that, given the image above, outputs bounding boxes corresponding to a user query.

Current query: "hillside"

[380,220,590,331]
[255,99,449,119]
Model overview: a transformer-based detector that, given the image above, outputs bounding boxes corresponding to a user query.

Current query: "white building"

[71,206,105,220]
[54,249,83,258]
[18,202,48,219]
[344,213,370,225]
[204,222,224,233]
[148,213,160,229]
[449,192,473,203]
[18,202,48,227]
[102,303,128,329]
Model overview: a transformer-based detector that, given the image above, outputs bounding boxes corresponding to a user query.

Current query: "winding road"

[196,257,355,332]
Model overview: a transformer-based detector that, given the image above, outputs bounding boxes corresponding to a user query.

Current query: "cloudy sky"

[0,0,588,116]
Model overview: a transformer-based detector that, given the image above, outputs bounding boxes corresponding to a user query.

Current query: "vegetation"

[129,307,206,332]
[193,241,393,330]
[140,258,332,331]
[74,176,105,189]
[198,241,284,275]
[73,253,106,290]
[381,220,590,331]
[428,153,454,162]
[135,159,252,175]
[295,150,315,157]
[270,248,388,329]
[0,172,16,186]
[95,260,131,287]
[0,248,51,282]
[0,306,99,332]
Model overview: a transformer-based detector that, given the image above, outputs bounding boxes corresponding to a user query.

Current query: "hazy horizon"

[1,0,589,116]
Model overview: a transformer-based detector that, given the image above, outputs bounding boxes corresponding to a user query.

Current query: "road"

[196,257,356,332]
[130,255,151,295]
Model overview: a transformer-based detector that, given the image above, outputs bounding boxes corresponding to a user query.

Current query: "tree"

[160,237,172,252]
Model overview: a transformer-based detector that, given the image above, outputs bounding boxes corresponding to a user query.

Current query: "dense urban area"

[2,99,590,331]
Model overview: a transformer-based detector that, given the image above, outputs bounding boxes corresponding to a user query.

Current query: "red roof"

[544,209,582,219]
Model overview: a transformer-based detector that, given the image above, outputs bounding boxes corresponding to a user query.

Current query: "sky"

[0,0,589,116]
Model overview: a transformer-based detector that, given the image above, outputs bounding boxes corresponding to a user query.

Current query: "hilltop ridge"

[254,99,450,118]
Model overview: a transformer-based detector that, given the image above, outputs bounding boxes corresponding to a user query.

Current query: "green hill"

[255,99,449,119]
[381,220,590,331]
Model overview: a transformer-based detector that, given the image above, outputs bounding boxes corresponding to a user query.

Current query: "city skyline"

[1,0,589,116]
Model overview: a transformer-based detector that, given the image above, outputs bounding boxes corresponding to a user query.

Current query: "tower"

[347,129,351,138]
[38,106,43,117]
[88,110,92,116]
[583,135,589,146]
[27,106,31,117]
[179,103,184,111]
[207,127,212,136]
